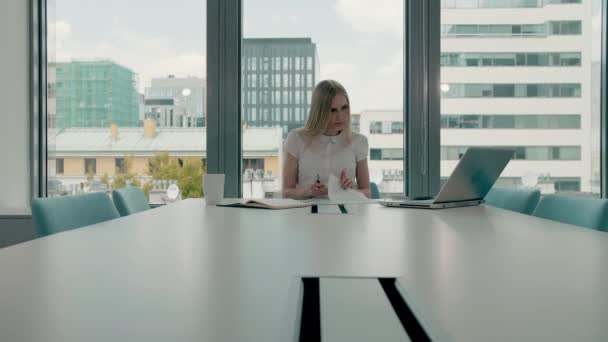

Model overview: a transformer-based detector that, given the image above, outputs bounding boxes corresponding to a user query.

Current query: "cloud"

[147,53,206,80]
[54,29,206,92]
[269,14,302,27]
[48,21,72,57]
[319,61,402,112]
[320,62,358,80]
[374,50,404,110]
[378,49,403,77]
[335,0,403,34]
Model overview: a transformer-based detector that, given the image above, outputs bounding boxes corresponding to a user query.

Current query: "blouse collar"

[319,131,343,144]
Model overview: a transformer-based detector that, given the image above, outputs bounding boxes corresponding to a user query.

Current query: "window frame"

[115,158,126,174]
[56,158,64,175]
[602,0,608,197]
[84,158,97,175]
[33,0,608,201]
[405,1,441,198]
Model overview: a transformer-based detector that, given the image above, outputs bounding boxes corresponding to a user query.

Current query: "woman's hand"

[340,169,354,189]
[301,182,327,197]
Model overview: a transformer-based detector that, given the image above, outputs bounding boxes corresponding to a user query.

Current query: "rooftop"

[48,127,283,157]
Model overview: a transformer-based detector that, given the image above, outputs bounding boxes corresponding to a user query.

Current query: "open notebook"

[217,198,310,210]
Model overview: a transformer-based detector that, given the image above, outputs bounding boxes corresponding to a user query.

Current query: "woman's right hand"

[300,183,327,198]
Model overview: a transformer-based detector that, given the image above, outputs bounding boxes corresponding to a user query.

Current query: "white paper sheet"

[328,174,369,203]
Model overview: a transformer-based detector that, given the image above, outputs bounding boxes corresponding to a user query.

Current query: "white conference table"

[1,199,607,341]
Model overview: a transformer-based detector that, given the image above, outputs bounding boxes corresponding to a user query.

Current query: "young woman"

[282,80,370,199]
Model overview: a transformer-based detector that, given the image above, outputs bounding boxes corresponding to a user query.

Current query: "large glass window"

[441,0,581,8]
[441,52,582,67]
[84,159,97,175]
[441,0,600,196]
[442,83,581,98]
[47,0,207,201]
[442,146,581,160]
[369,121,406,134]
[56,158,64,175]
[370,148,404,161]
[442,21,581,37]
[441,114,581,129]
[242,0,404,199]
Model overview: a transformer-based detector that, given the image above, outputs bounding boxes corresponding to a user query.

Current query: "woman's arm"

[283,153,326,199]
[282,153,301,199]
[355,159,371,198]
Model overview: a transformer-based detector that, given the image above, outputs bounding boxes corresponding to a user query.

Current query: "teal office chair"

[32,192,120,237]
[112,186,151,217]
[484,187,541,215]
[370,182,380,199]
[532,194,608,231]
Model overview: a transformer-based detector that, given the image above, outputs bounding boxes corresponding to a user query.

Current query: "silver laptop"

[380,147,514,209]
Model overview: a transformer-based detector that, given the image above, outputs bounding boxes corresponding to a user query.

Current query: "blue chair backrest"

[484,187,541,215]
[32,192,120,237]
[532,194,608,231]
[370,182,380,199]
[112,186,151,217]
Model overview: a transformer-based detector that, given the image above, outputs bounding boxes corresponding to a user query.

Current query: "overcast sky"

[49,0,404,113]
[49,0,602,113]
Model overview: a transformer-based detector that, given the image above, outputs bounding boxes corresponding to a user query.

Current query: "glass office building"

[359,0,598,196]
[144,76,206,127]
[242,38,320,135]
[440,0,596,194]
[55,60,140,128]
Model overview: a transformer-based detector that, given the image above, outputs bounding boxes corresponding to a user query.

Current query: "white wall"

[0,0,30,214]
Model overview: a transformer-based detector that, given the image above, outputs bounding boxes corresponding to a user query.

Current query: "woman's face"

[324,94,349,135]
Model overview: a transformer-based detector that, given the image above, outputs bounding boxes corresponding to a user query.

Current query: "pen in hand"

[312,174,328,197]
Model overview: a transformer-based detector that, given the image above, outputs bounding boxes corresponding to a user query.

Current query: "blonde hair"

[302,80,352,141]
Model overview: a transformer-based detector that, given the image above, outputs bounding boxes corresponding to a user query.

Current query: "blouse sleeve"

[285,130,302,158]
[354,134,369,162]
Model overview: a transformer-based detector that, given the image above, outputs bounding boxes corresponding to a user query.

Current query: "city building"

[351,113,361,134]
[47,121,284,199]
[55,60,140,128]
[440,0,592,194]
[47,63,57,128]
[359,0,594,196]
[143,98,187,128]
[144,76,206,127]
[358,110,405,197]
[242,38,320,135]
[138,93,145,124]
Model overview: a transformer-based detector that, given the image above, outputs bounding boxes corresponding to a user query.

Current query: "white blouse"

[285,129,369,189]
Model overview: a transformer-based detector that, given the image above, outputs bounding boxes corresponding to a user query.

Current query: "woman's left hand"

[340,169,354,189]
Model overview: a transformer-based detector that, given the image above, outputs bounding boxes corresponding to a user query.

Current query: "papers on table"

[327,174,371,203]
[217,198,310,209]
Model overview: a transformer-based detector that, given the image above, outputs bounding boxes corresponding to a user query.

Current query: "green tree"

[112,157,141,189]
[85,165,94,185]
[178,158,204,198]
[147,152,180,180]
[100,173,111,189]
[145,152,206,199]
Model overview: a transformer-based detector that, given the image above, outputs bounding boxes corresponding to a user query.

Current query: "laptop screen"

[434,147,514,203]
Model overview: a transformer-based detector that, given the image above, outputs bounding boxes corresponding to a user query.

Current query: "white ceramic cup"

[203,174,225,205]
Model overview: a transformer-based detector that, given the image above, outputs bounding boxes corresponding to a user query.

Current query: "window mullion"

[405,0,440,198]
[207,0,242,197]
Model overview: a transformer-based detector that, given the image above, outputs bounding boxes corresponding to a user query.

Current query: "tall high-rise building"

[55,60,139,128]
[242,38,320,134]
[362,0,596,196]
[47,63,57,128]
[144,76,206,127]
[440,0,593,194]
